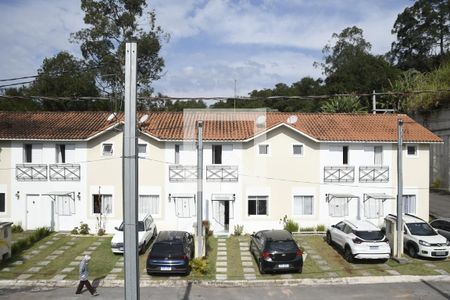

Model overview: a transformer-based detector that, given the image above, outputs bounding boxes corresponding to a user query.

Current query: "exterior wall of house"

[0,141,11,220]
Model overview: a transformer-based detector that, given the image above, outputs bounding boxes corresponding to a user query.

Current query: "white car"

[111,214,157,254]
[385,214,450,259]
[326,219,391,262]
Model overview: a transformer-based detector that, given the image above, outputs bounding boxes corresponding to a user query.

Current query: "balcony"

[324,166,354,183]
[169,165,197,182]
[359,166,389,183]
[49,164,81,181]
[206,165,238,182]
[16,164,48,181]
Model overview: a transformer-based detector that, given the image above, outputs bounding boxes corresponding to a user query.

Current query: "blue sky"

[0,0,411,97]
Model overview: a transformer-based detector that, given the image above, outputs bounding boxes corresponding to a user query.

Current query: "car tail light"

[352,238,363,244]
[178,255,187,260]
[296,249,303,257]
[261,251,271,260]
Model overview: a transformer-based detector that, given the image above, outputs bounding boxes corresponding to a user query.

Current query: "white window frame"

[138,143,148,158]
[293,195,313,216]
[55,195,75,216]
[23,143,33,163]
[102,143,113,157]
[402,194,416,214]
[174,144,180,164]
[257,144,270,156]
[364,198,383,219]
[92,194,113,215]
[292,144,304,157]
[174,196,196,218]
[248,195,268,216]
[374,145,383,165]
[328,198,349,217]
[406,144,418,158]
[138,194,160,216]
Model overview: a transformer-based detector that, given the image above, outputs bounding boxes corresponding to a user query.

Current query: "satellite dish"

[287,115,298,124]
[139,114,149,124]
[256,115,266,127]
[106,113,116,122]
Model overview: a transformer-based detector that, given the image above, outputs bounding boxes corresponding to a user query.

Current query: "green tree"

[71,0,168,98]
[390,0,450,71]
[320,96,367,113]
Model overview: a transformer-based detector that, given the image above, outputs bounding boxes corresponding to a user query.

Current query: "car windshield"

[150,243,184,256]
[267,240,298,252]
[117,221,145,232]
[354,231,384,241]
[407,223,437,236]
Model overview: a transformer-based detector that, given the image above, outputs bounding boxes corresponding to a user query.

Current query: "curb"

[0,275,449,288]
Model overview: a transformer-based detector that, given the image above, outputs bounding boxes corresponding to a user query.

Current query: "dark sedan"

[146,231,195,275]
[250,229,303,274]
[430,218,450,240]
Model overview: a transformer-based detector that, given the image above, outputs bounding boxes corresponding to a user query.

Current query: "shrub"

[299,227,315,232]
[316,224,326,232]
[79,223,90,235]
[11,224,23,233]
[233,224,244,236]
[190,257,209,275]
[71,227,79,235]
[97,228,105,236]
[11,227,52,257]
[280,215,299,233]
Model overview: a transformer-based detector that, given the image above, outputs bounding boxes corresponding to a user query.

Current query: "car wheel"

[408,244,418,258]
[297,267,303,274]
[139,241,146,255]
[258,259,265,274]
[344,246,353,263]
[326,232,333,245]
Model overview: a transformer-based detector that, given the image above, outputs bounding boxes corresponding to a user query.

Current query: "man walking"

[75,255,99,296]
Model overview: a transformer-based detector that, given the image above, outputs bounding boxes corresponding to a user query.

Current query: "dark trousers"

[75,280,96,295]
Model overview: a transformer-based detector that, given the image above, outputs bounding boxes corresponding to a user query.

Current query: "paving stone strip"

[240,245,256,281]
[215,238,228,280]
[434,269,449,275]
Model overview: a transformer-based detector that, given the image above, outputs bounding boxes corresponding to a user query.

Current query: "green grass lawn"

[227,236,243,280]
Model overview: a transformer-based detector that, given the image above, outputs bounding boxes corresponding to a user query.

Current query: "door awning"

[211,194,235,201]
[42,191,75,201]
[363,193,395,202]
[326,193,359,202]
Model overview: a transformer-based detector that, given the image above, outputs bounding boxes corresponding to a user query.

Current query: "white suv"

[385,214,450,259]
[327,220,391,262]
[111,213,157,254]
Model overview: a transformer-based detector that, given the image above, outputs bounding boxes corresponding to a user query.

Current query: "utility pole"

[372,90,376,114]
[123,42,139,300]
[196,120,204,257]
[396,118,404,258]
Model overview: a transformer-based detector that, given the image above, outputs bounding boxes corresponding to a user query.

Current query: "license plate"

[161,267,172,271]
[119,247,124,251]
[369,246,379,249]
[278,264,289,268]
[434,251,446,256]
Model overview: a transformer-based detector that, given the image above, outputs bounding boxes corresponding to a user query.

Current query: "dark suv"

[146,231,195,275]
[250,229,303,274]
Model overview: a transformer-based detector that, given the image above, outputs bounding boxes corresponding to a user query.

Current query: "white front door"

[174,197,195,231]
[213,201,226,232]
[26,194,52,230]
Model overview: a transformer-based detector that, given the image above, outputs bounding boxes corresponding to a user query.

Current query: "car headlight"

[419,240,430,247]
[111,243,118,248]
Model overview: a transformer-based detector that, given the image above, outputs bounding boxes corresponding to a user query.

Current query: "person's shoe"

[92,292,99,297]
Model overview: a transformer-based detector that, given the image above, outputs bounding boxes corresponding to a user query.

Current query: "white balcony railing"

[324,166,354,183]
[206,165,238,182]
[169,165,197,182]
[16,164,48,181]
[359,166,389,183]
[49,164,81,181]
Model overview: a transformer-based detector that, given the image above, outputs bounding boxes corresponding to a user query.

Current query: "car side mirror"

[331,225,336,228]
[114,226,119,231]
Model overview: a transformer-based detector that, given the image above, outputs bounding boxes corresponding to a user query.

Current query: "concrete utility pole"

[196,120,204,257]
[396,118,404,258]
[123,42,139,300]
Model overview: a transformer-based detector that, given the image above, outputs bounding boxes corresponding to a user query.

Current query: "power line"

[0,75,38,82]
[0,81,34,89]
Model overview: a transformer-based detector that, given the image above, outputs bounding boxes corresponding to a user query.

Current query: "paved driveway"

[430,191,450,218]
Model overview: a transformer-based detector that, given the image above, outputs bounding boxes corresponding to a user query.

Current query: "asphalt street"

[1,281,449,300]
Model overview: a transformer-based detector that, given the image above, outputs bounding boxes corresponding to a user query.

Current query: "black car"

[430,218,450,240]
[146,231,195,275]
[250,229,303,274]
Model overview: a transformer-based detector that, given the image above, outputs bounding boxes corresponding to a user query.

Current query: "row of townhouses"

[0,110,442,235]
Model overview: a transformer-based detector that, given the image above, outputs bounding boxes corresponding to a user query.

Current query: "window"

[343,146,349,165]
[139,195,159,215]
[138,144,147,157]
[93,194,112,214]
[293,144,303,156]
[56,195,74,216]
[24,144,32,163]
[258,144,269,155]
[212,145,222,164]
[364,198,383,218]
[402,195,416,214]
[0,193,5,213]
[293,196,313,215]
[102,143,113,156]
[329,198,348,217]
[174,144,180,164]
[248,195,268,216]
[407,145,417,156]
[374,146,383,165]
[174,196,195,218]
[56,144,66,163]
